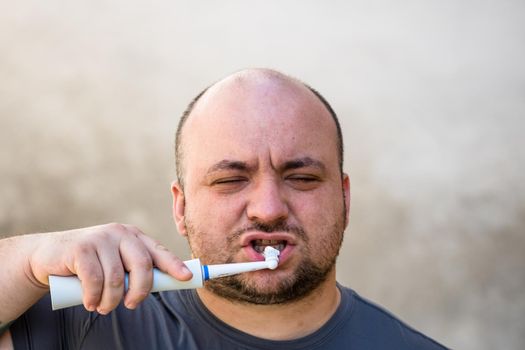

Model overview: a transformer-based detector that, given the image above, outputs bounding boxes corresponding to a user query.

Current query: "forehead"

[181,73,339,176]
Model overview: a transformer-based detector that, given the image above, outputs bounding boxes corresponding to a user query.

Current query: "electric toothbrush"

[49,246,280,310]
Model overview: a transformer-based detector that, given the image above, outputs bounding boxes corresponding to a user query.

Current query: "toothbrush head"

[266,259,278,270]
[263,246,280,270]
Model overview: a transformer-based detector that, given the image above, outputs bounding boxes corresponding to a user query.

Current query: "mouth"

[240,232,296,264]
[251,239,287,254]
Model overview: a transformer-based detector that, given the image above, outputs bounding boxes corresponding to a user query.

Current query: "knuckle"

[77,262,102,282]
[107,270,125,288]
[78,263,98,277]
[167,254,183,266]
[95,230,111,241]
[85,272,104,285]
[124,224,141,234]
[73,241,93,256]
[135,255,153,271]
[106,222,126,233]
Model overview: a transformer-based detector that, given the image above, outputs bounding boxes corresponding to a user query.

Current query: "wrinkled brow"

[206,160,254,174]
[280,157,326,172]
[206,157,326,175]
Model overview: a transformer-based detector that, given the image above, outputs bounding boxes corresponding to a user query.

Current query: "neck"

[196,269,340,340]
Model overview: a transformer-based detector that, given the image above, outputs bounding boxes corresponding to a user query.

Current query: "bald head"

[175,69,343,188]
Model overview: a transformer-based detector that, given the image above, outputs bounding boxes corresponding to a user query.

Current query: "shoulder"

[338,286,448,349]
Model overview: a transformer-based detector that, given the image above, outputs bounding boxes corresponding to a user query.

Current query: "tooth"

[252,239,286,254]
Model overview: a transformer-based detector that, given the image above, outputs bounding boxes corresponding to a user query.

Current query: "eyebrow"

[206,160,254,175]
[280,157,326,172]
[206,157,326,175]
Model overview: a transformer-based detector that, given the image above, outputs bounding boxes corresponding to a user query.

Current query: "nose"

[246,178,289,224]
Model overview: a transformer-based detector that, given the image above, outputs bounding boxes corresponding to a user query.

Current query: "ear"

[342,173,351,227]
[171,181,187,236]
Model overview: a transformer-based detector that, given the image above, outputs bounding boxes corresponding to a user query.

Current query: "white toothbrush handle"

[49,259,203,310]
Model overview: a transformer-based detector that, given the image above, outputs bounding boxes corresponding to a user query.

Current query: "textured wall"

[1,1,524,348]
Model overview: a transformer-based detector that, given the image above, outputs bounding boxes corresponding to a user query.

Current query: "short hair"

[175,79,344,189]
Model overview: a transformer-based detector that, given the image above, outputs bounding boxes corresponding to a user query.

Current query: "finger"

[94,243,126,315]
[138,233,192,281]
[119,233,154,309]
[72,243,104,312]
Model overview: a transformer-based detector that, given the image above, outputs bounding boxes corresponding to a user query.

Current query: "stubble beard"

[205,252,337,305]
[184,214,345,305]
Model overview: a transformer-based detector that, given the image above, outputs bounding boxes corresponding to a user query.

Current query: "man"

[0,69,447,349]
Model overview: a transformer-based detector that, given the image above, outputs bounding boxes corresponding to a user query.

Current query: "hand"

[29,223,192,314]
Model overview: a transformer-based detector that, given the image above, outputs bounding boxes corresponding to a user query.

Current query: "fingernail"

[125,301,136,309]
[182,265,191,275]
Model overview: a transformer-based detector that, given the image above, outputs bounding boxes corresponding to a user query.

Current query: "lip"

[240,232,297,265]
[240,232,298,246]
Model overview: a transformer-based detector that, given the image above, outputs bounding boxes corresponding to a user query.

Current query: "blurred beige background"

[1,1,524,348]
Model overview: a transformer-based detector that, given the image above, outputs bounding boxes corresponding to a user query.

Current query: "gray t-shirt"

[11,285,447,349]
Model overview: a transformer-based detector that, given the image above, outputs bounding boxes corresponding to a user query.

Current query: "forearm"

[0,234,48,323]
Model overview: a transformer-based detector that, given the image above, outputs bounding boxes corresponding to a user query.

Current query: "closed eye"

[286,175,321,190]
[288,175,317,181]
[210,177,249,193]
[213,177,247,185]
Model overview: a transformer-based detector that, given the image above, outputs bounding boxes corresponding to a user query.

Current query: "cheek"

[184,199,244,264]
[291,188,342,223]
[185,192,245,236]
[291,189,345,249]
